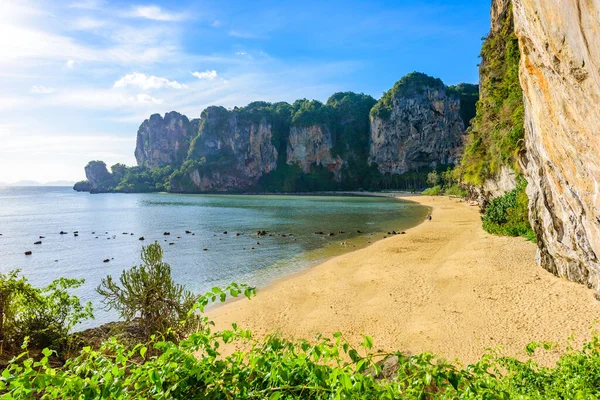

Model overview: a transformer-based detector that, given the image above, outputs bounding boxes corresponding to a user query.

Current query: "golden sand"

[209,195,600,365]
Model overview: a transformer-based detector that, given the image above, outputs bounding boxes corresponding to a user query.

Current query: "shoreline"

[208,195,600,365]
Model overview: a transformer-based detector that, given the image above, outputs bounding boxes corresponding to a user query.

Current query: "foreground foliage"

[3,245,600,398]
[96,243,199,341]
[0,271,92,356]
[3,291,600,398]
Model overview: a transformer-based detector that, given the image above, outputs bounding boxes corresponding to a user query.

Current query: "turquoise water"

[0,187,429,327]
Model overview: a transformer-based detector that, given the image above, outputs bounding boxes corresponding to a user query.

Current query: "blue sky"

[0,0,491,183]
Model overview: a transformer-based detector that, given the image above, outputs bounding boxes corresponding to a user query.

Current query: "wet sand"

[209,195,600,365]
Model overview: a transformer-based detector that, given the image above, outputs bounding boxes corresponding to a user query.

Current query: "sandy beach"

[209,195,600,365]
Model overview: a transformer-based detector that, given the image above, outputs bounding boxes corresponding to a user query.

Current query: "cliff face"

[77,74,477,194]
[369,73,465,175]
[287,125,342,178]
[513,0,600,288]
[175,106,278,192]
[135,112,197,168]
[84,161,113,193]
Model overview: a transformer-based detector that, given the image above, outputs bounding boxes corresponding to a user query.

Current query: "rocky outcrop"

[369,73,466,175]
[84,161,114,193]
[135,112,197,168]
[287,125,342,178]
[514,0,600,288]
[174,106,278,191]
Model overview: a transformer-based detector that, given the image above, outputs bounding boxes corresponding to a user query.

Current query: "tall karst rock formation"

[513,0,600,289]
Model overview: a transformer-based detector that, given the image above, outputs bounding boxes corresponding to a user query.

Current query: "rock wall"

[287,124,342,178]
[369,74,465,175]
[84,161,113,193]
[180,106,278,191]
[135,112,196,168]
[514,0,600,288]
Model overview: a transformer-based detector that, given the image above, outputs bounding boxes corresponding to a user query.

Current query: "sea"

[0,186,429,328]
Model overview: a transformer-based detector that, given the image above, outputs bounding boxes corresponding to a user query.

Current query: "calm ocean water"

[0,186,428,328]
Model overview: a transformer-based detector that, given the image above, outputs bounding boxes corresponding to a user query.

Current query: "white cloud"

[132,93,162,104]
[69,0,104,9]
[113,72,188,90]
[127,5,186,22]
[30,85,55,94]
[72,17,106,30]
[211,20,222,28]
[66,60,76,69]
[191,70,218,80]
[228,30,261,39]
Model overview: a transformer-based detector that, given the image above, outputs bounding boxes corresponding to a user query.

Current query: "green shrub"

[96,243,199,340]
[482,179,535,241]
[0,270,93,354]
[444,185,469,198]
[422,185,443,196]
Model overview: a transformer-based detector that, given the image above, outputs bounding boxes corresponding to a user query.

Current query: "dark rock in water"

[130,233,134,236]
[223,231,228,235]
[103,259,110,263]
[315,231,324,235]
[105,232,108,234]
[281,234,287,237]
[236,233,241,236]
[357,230,362,234]
[139,237,145,241]
[74,231,79,234]
[176,236,181,239]
[39,236,45,239]
[192,233,195,236]
[251,247,255,250]
[428,215,432,221]
[95,237,98,239]
[339,231,345,234]
[74,233,79,237]
[387,232,392,235]
[54,260,58,262]
[329,233,335,236]
[401,231,406,235]
[203,248,208,251]
[164,232,170,236]
[169,242,175,245]
[60,231,67,235]
[185,230,191,234]
[123,232,128,235]
[92,232,95,234]
[34,241,42,245]
[257,242,260,245]
[24,251,32,255]
[392,231,397,235]
[257,230,267,236]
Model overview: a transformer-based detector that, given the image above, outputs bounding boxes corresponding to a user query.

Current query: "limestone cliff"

[286,125,342,178]
[135,112,197,168]
[369,73,466,175]
[84,161,114,193]
[170,105,278,192]
[513,0,600,288]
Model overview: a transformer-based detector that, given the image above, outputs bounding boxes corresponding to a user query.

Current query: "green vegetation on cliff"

[460,3,524,186]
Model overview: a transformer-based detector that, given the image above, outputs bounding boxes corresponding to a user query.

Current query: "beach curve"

[209,195,600,365]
